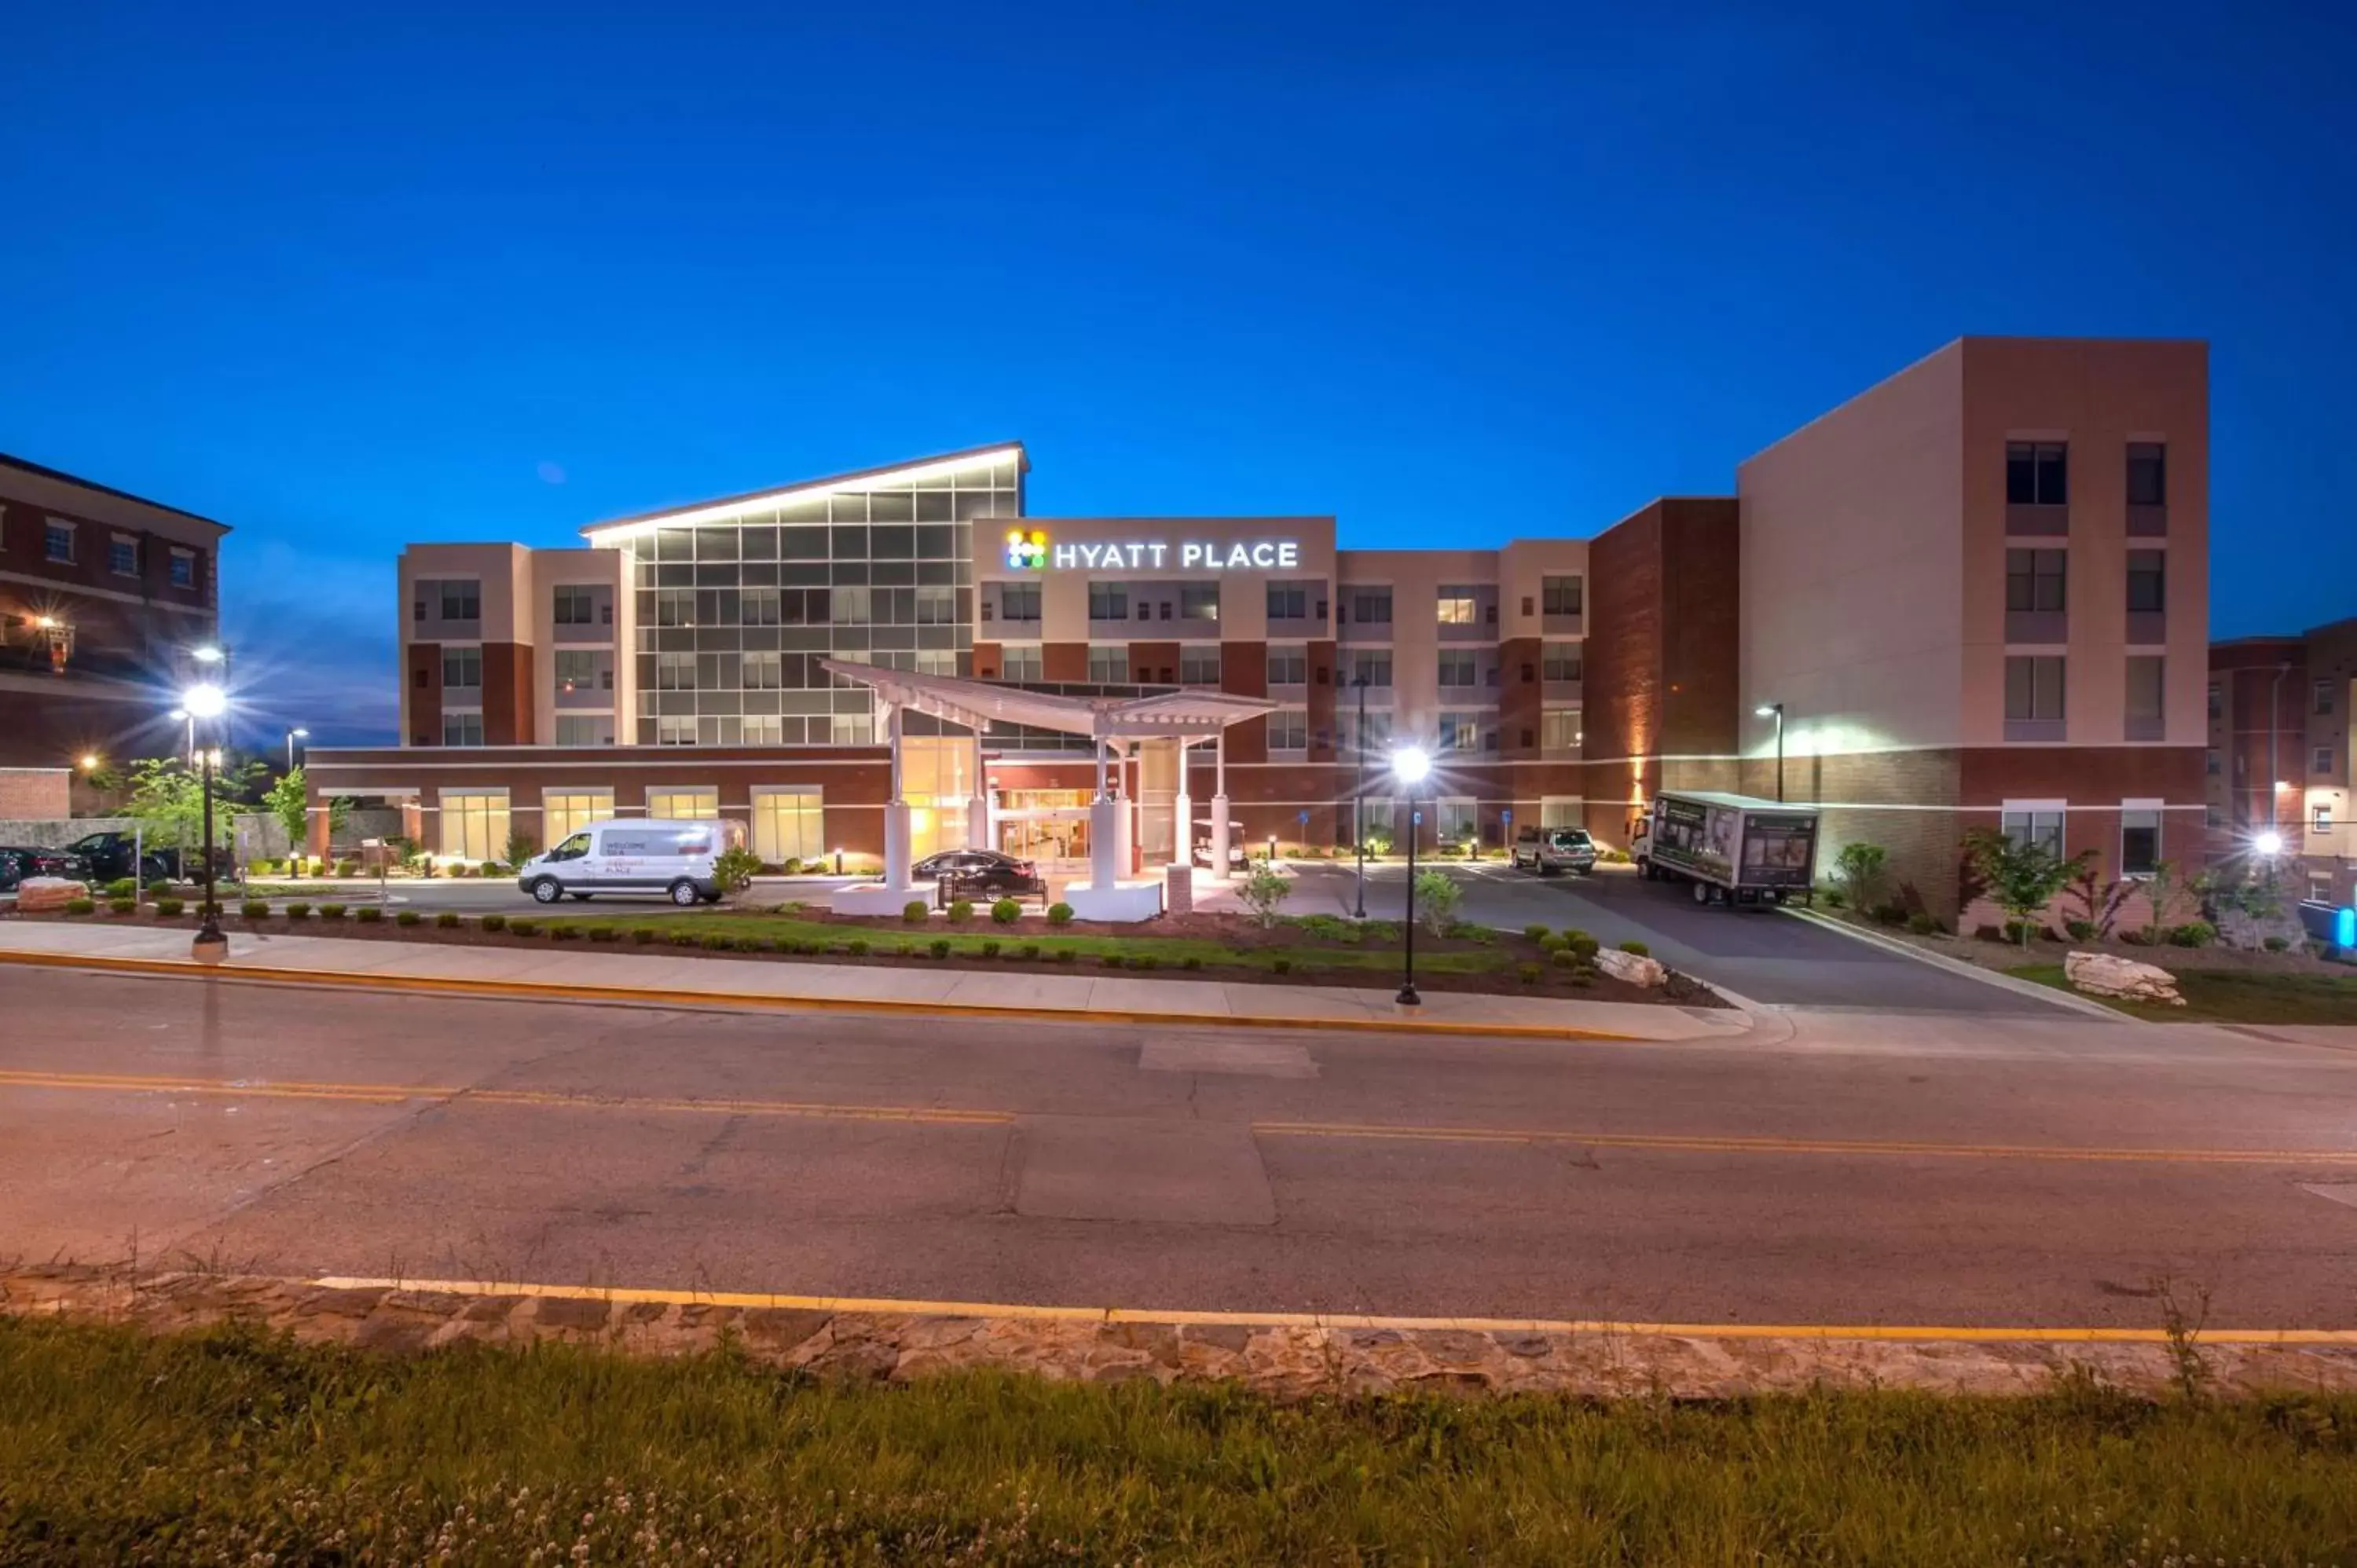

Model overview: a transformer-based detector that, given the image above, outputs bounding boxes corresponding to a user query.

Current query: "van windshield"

[551,833,592,861]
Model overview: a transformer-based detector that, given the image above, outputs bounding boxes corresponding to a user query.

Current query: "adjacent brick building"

[2210,619,2356,908]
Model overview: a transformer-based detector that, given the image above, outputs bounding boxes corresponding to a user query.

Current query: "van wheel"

[668,879,701,907]
[530,878,563,905]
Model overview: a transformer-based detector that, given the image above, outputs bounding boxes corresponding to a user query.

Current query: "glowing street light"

[2255,830,2285,858]
[1754,702,1787,802]
[179,680,230,957]
[286,727,310,771]
[78,754,99,773]
[1391,745,1433,1006]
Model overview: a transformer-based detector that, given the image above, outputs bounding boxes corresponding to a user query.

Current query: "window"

[1541,709,1582,753]
[1436,650,1477,687]
[654,588,695,627]
[1351,650,1391,688]
[999,582,1040,622]
[1180,646,1221,685]
[744,650,783,690]
[1266,646,1308,685]
[2000,805,2065,858]
[830,586,871,625]
[1179,584,1219,621]
[2005,441,2068,505]
[2127,443,2166,507]
[2005,548,2067,613]
[1541,575,1583,617]
[647,788,719,821]
[2319,680,2337,716]
[2206,747,2221,776]
[107,537,137,576]
[2126,550,2166,614]
[2208,682,2222,719]
[1541,642,1583,682]
[1267,584,1307,620]
[2121,807,2161,876]
[657,715,696,746]
[441,713,485,747]
[43,520,73,562]
[1349,587,1392,625]
[2313,873,2336,902]
[170,549,196,589]
[542,789,613,843]
[915,586,957,625]
[657,651,696,690]
[2318,803,2337,833]
[442,647,482,690]
[552,716,606,746]
[554,585,598,625]
[752,789,825,864]
[740,588,780,626]
[2004,656,2066,725]
[1436,588,1478,625]
[439,581,481,621]
[1266,710,1308,752]
[1439,711,1480,751]
[999,643,1043,682]
[913,650,956,677]
[2126,655,2165,735]
[438,790,508,859]
[741,715,786,744]
[2316,746,2336,777]
[1087,583,1127,620]
[829,713,874,746]
[1087,645,1128,683]
[1437,799,1478,843]
[1350,713,1394,753]
[553,650,603,693]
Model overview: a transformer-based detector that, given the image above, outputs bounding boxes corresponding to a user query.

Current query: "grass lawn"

[3,1318,2352,1566]
[532,910,1519,977]
[2011,962,2357,1024]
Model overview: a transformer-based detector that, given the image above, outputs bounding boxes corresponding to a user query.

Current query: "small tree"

[504,827,540,869]
[1238,865,1291,929]
[709,846,763,896]
[261,767,350,866]
[1412,868,1461,936]
[1963,828,2073,948]
[122,756,254,853]
[1832,841,1888,912]
[2141,859,2182,944]
[2060,850,2131,940]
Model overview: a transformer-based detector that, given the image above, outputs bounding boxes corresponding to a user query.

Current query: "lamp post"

[181,680,229,958]
[1352,672,1369,918]
[286,727,309,772]
[1391,745,1432,1007]
[1754,702,1786,802]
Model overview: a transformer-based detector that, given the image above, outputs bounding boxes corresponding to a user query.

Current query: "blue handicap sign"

[1298,811,1310,826]
[1501,809,1512,825]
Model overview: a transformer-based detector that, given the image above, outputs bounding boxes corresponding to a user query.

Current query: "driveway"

[1286,862,2072,1014]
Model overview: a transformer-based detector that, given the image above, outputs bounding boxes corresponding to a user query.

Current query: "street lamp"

[1754,702,1786,803]
[2255,830,2286,859]
[286,727,310,771]
[181,680,229,957]
[1391,745,1432,1007]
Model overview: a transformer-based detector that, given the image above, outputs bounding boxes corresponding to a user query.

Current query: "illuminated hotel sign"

[1005,529,1301,572]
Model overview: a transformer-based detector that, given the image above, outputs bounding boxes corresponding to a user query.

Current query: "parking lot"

[1285,860,2071,1014]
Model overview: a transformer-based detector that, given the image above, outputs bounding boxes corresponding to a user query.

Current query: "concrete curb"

[1780,907,2123,1020]
[0,945,1690,1045]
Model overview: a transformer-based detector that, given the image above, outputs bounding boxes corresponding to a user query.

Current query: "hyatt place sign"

[1003,529,1300,573]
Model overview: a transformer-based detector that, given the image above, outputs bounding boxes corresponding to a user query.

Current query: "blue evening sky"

[5,1,2352,742]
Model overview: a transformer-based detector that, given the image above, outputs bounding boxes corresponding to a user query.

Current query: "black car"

[65,831,178,885]
[0,846,89,892]
[911,849,1046,897]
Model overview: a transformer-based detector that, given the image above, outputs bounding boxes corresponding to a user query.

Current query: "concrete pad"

[1014,1119,1277,1225]
[1086,977,1237,1016]
[940,973,1101,1010]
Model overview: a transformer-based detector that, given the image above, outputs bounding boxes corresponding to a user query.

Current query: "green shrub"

[478,913,506,932]
[2167,921,2216,949]
[1871,903,1909,927]
[319,903,347,921]
[929,938,952,959]
[2064,919,2096,942]
[846,938,870,956]
[156,896,185,917]
[701,932,735,951]
[395,909,422,927]
[1567,934,1599,960]
[284,901,311,919]
[980,939,1002,958]
[1905,911,1941,936]
[107,897,136,916]
[1570,969,1596,987]
[103,877,137,900]
[144,880,173,899]
[479,863,497,878]
[896,943,916,958]
[1522,922,1550,942]
[904,900,929,924]
[631,927,658,944]
[1820,888,1846,909]
[355,907,383,925]
[2000,920,2041,944]
[1182,955,1203,971]
[1047,902,1075,926]
[2264,935,2292,953]
[948,899,975,925]
[1272,957,1292,975]
[436,911,462,929]
[732,934,764,952]
[1099,954,1124,969]
[1618,940,1650,957]
[668,930,699,947]
[240,899,271,920]
[1019,943,1042,960]
[508,918,541,938]
[1537,932,1568,954]
[780,856,803,875]
[583,925,616,941]
[1128,954,1159,971]
[1052,948,1076,964]
[1411,870,1462,936]
[551,925,584,941]
[1518,963,1543,984]
[991,898,1021,925]
[1550,948,1579,968]
[63,897,94,916]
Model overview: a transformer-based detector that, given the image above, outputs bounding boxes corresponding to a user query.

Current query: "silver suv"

[1511,826,1597,876]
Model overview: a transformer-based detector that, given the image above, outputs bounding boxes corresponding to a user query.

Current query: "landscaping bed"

[2008,963,2357,1025]
[2,903,1725,1007]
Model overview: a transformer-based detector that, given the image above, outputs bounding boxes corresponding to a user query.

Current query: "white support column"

[1171,737,1193,870]
[1209,727,1232,880]
[968,730,991,851]
[884,703,912,889]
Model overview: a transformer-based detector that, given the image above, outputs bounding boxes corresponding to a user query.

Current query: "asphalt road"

[1290,861,2064,1013]
[5,965,2355,1327]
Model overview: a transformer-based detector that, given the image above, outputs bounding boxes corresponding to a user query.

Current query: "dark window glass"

[2126,550,2166,613]
[2127,443,2166,507]
[2005,549,2067,612]
[2007,441,2069,505]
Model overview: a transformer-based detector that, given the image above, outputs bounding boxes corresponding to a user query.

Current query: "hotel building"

[309,336,2210,917]
[2209,618,2356,908]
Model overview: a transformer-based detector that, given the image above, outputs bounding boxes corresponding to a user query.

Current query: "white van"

[517,817,742,906]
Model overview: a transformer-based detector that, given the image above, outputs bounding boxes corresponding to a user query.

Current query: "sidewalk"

[0,921,1751,1044]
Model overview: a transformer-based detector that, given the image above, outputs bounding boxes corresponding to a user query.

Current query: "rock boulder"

[1595,948,1669,988]
[14,877,90,913]
[2063,951,2184,1006]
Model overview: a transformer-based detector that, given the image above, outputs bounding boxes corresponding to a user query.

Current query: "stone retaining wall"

[5,1266,2354,1398]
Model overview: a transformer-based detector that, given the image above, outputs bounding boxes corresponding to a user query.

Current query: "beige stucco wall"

[1338,548,1500,743]
[396,543,531,742]
[1738,343,1968,760]
[525,548,625,744]
[1496,538,1590,639]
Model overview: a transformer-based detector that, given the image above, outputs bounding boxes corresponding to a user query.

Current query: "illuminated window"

[542,790,614,843]
[438,790,509,860]
[752,789,825,863]
[647,788,718,820]
[1439,712,1480,751]
[1437,588,1478,625]
[1541,709,1582,753]
[2313,803,2333,833]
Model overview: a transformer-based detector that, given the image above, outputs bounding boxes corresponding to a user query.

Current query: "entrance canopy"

[817,661,1274,742]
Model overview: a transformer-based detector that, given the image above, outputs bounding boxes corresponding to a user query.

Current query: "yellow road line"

[0,946,1644,1043]
[0,1068,1013,1125]
[306,1274,2357,1346]
[1253,1119,2357,1167]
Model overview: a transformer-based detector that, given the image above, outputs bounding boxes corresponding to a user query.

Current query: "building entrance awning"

[817,661,1274,741]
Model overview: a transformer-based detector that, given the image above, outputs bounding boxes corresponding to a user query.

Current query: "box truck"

[1631,790,1819,908]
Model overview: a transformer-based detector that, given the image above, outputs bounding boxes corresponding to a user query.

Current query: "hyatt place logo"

[1003,529,1048,570]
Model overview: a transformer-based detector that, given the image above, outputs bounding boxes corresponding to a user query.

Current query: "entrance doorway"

[999,789,1092,869]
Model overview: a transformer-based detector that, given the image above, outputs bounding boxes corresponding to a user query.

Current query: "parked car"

[913,849,1046,897]
[0,846,89,892]
[64,830,178,885]
[517,817,743,905]
[1509,826,1597,875]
